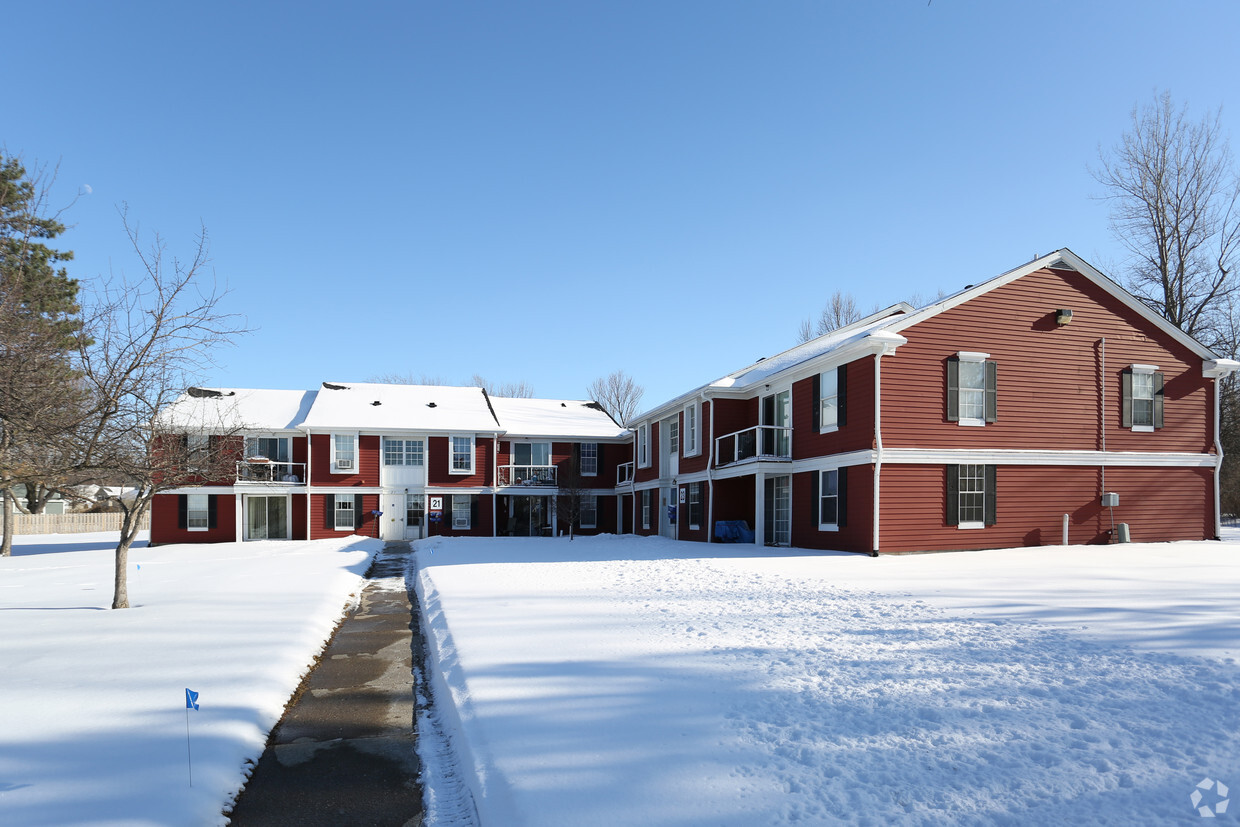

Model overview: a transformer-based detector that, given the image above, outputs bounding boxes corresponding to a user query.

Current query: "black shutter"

[985,361,998,423]
[355,494,364,531]
[837,365,847,427]
[1153,372,1165,429]
[810,471,820,524]
[946,358,960,422]
[811,374,821,431]
[573,443,581,475]
[984,465,997,526]
[325,494,335,530]
[1121,370,1133,427]
[838,466,848,528]
[446,495,454,531]
[596,443,605,472]
[178,495,187,529]
[946,465,959,526]
[207,496,217,529]
[470,495,479,531]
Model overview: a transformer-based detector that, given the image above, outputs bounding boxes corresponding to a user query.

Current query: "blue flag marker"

[185,688,199,710]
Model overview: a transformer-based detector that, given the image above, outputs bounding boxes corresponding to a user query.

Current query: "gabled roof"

[489,397,628,440]
[299,382,502,433]
[883,248,1223,361]
[155,388,318,433]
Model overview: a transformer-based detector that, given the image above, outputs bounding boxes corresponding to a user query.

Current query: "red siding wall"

[883,268,1214,453]
[291,493,307,541]
[427,494,494,537]
[635,423,660,484]
[309,434,381,486]
[310,493,381,540]
[877,463,1213,552]
[151,493,237,544]
[712,476,755,533]
[427,436,493,486]
[790,466,874,553]
[793,358,876,459]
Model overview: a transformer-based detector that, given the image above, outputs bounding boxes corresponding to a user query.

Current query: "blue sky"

[6,1,1239,412]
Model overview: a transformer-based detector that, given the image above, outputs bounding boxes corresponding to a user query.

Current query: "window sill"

[958,521,985,530]
[957,419,986,428]
[448,468,475,476]
[188,526,209,533]
[819,425,839,435]
[818,523,839,532]
[1131,425,1155,433]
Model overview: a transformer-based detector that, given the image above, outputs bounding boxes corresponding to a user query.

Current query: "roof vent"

[561,402,567,407]
[427,402,437,408]
[371,400,382,406]
[322,382,349,391]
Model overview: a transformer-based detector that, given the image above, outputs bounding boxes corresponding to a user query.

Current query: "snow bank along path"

[415,534,1240,826]
[0,532,379,827]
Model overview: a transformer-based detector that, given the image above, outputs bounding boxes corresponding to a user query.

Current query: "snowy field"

[415,534,1240,826]
[0,531,379,826]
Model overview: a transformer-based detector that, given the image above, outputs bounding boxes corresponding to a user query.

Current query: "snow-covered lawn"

[416,534,1240,826]
[0,531,379,827]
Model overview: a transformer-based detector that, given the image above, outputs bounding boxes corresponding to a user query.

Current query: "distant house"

[153,249,1237,553]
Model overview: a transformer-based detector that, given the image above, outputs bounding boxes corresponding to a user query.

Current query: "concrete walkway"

[226,543,424,826]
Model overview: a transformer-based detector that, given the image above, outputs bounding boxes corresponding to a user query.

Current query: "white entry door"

[382,494,424,541]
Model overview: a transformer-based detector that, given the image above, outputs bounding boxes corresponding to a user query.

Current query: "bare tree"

[587,370,644,427]
[1093,91,1240,350]
[78,208,248,608]
[471,374,535,398]
[795,291,863,344]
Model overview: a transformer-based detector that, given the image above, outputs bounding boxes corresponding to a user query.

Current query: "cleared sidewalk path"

[226,543,423,826]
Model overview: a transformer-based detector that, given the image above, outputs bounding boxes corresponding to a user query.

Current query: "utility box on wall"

[1101,492,1120,508]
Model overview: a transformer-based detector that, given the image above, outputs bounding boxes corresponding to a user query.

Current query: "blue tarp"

[715,520,755,543]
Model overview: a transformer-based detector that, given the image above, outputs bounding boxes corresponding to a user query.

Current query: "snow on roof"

[300,382,502,433]
[156,388,318,432]
[489,397,628,440]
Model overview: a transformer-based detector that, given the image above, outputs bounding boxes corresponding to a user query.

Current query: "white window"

[581,494,597,529]
[958,360,986,423]
[331,433,358,473]
[637,424,649,468]
[452,496,471,529]
[819,469,839,529]
[958,464,986,528]
[383,438,424,466]
[668,418,680,453]
[684,403,699,456]
[950,351,995,427]
[687,483,702,529]
[1127,365,1161,431]
[186,493,209,531]
[819,370,839,432]
[641,489,651,529]
[451,435,475,474]
[580,443,598,476]
[334,495,355,530]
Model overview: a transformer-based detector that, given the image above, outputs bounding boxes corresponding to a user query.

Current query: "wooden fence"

[10,512,150,535]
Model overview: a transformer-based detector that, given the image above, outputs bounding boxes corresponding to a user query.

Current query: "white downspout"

[872,351,883,557]
[704,392,715,544]
[493,432,500,538]
[1214,376,1224,539]
[305,430,313,541]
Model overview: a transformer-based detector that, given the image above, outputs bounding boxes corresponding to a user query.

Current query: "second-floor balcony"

[616,461,634,486]
[236,459,306,484]
[497,465,557,487]
[715,425,792,467]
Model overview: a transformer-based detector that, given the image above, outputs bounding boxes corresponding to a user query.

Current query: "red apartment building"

[153,250,1237,553]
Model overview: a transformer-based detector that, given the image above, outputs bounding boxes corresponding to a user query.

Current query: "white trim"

[636,423,650,469]
[956,351,990,362]
[186,493,210,531]
[579,442,599,477]
[683,402,701,457]
[1130,363,1159,374]
[958,521,985,530]
[818,468,840,533]
[333,493,356,530]
[882,448,1218,468]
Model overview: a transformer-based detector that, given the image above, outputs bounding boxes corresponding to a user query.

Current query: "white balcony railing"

[497,465,557,487]
[616,461,634,486]
[236,460,306,484]
[714,425,792,467]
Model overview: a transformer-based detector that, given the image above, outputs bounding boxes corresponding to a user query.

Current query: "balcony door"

[763,476,791,546]
[761,390,791,457]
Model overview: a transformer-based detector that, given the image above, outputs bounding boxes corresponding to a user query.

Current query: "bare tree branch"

[587,370,644,427]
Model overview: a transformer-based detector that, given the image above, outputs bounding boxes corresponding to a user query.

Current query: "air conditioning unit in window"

[336,459,354,471]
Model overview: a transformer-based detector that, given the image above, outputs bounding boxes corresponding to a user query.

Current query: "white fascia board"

[752,332,909,393]
[423,486,492,495]
[882,448,1219,468]
[789,450,879,474]
[307,486,386,495]
[1204,359,1240,378]
[162,486,240,495]
[886,248,1222,362]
